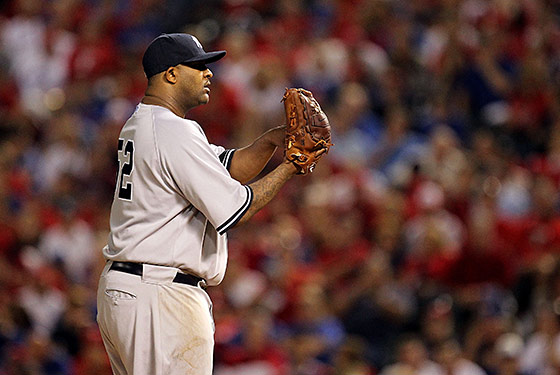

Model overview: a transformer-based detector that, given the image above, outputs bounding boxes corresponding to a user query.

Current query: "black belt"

[109,261,205,288]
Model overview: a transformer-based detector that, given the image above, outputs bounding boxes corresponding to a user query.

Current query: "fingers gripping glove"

[282,88,333,174]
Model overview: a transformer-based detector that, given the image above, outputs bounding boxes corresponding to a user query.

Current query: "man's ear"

[163,67,178,84]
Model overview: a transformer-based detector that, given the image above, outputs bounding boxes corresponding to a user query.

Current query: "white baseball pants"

[97,261,215,375]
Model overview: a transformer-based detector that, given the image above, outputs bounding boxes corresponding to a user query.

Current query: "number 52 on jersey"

[117,138,135,201]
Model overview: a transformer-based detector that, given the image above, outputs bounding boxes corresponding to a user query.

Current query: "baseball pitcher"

[96,33,331,375]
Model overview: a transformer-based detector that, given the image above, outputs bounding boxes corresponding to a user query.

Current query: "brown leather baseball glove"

[282,88,333,174]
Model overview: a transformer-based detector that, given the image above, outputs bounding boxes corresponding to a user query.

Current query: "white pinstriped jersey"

[103,103,252,285]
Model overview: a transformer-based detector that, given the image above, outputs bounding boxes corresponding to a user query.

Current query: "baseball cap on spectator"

[142,33,226,78]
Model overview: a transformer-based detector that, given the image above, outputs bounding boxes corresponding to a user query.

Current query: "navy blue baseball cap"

[142,33,226,78]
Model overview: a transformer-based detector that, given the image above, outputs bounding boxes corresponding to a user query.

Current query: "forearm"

[229,126,284,184]
[235,162,297,227]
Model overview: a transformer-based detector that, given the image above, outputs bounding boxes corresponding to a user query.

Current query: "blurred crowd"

[1,0,560,374]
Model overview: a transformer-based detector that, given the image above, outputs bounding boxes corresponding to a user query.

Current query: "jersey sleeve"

[156,122,251,235]
[209,144,236,171]
[218,149,236,171]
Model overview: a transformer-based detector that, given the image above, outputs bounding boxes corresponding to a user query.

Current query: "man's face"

[175,63,213,109]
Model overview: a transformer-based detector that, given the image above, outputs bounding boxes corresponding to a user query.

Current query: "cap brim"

[183,51,226,65]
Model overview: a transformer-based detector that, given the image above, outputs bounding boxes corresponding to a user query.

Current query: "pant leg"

[158,282,214,374]
[97,265,159,375]
[96,263,214,375]
[97,316,128,375]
